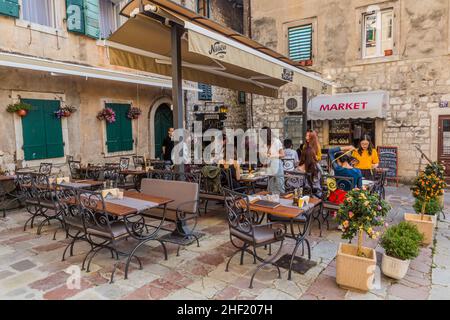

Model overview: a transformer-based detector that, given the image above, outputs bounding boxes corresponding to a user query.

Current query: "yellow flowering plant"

[411,171,446,220]
[336,189,391,257]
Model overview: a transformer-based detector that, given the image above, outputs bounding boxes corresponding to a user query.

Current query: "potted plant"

[127,107,142,120]
[305,59,313,66]
[6,102,33,117]
[335,188,390,292]
[413,198,442,217]
[424,162,446,208]
[407,171,446,245]
[96,108,116,124]
[384,49,393,56]
[380,222,424,280]
[55,105,77,119]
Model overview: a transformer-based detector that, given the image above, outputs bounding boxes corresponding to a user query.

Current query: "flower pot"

[305,59,313,66]
[63,111,71,117]
[381,253,410,280]
[404,213,436,245]
[336,243,377,292]
[16,109,27,117]
[384,49,393,56]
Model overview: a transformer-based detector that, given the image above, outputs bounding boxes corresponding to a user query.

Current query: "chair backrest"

[284,172,311,194]
[39,163,52,175]
[147,169,173,180]
[133,156,145,170]
[68,160,81,179]
[31,173,57,207]
[102,166,119,185]
[85,164,101,180]
[223,188,255,237]
[119,157,130,171]
[199,166,226,195]
[78,189,112,235]
[282,159,296,172]
[140,178,199,213]
[322,175,355,195]
[55,185,79,223]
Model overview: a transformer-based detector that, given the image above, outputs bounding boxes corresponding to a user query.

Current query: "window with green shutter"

[105,103,133,153]
[288,24,313,62]
[0,0,19,18]
[66,0,100,38]
[198,83,212,101]
[21,99,65,161]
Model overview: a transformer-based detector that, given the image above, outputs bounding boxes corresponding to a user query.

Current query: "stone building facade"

[244,0,450,181]
[0,0,244,172]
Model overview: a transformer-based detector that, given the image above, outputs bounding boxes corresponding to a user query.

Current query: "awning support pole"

[171,22,184,130]
[302,87,308,141]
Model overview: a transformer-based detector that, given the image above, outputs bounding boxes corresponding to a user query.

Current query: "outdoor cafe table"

[68,191,173,280]
[248,193,322,280]
[239,172,269,193]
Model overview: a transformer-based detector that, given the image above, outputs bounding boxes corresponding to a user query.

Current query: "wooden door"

[438,115,450,182]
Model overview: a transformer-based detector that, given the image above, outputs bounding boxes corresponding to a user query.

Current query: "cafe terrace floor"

[0,185,448,300]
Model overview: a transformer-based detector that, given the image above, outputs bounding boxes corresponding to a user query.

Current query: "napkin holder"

[102,188,120,199]
[56,177,71,184]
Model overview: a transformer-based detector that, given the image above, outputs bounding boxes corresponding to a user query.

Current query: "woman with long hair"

[352,135,379,180]
[296,146,323,198]
[301,130,322,161]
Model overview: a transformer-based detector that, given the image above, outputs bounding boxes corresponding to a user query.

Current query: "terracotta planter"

[305,59,313,66]
[381,253,410,280]
[336,243,377,292]
[404,213,436,245]
[16,109,27,117]
[384,49,393,56]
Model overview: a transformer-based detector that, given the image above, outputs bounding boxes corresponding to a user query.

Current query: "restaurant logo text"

[209,41,227,58]
[319,102,369,111]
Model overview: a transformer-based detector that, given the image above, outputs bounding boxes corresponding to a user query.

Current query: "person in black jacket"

[162,128,174,162]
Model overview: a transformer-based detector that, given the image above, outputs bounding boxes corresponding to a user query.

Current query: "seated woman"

[352,135,379,180]
[219,146,243,191]
[295,146,323,199]
[328,146,363,191]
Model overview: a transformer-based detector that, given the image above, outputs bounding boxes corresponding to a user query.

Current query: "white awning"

[0,52,198,91]
[308,91,389,121]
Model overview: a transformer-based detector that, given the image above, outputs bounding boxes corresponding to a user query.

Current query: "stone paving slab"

[0,186,448,300]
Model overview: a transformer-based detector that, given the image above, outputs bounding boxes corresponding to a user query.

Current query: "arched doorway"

[153,103,173,159]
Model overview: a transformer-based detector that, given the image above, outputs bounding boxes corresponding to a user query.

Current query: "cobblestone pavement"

[0,186,448,300]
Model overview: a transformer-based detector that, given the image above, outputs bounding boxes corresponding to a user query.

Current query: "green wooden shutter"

[42,100,64,159]
[0,0,19,18]
[105,104,133,153]
[288,24,313,61]
[21,99,47,161]
[66,0,85,34]
[84,0,100,39]
[198,83,212,101]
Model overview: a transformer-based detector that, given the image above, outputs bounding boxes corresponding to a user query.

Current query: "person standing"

[162,128,174,162]
[352,135,379,180]
[260,127,285,194]
[303,130,322,161]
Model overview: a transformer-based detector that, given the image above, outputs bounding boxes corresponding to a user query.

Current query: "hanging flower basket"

[97,108,116,123]
[6,102,33,117]
[127,107,142,120]
[55,105,77,119]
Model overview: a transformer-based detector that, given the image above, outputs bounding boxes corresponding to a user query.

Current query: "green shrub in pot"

[413,198,442,216]
[380,222,424,279]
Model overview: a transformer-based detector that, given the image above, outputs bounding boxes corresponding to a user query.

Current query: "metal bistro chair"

[101,165,120,187]
[119,157,130,171]
[372,169,387,200]
[78,189,142,283]
[55,186,89,261]
[85,163,101,180]
[223,188,285,289]
[282,158,296,173]
[0,177,20,218]
[132,156,146,170]
[28,173,65,238]
[68,160,82,180]
[39,162,53,175]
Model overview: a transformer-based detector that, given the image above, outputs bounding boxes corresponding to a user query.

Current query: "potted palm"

[407,170,445,245]
[6,102,33,117]
[380,222,424,280]
[335,188,390,292]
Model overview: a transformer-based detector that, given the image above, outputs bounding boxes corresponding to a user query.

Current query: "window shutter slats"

[43,100,65,159]
[84,0,100,39]
[105,103,133,153]
[288,24,313,61]
[0,0,19,18]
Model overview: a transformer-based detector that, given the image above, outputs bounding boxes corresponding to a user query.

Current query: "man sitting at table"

[328,146,363,191]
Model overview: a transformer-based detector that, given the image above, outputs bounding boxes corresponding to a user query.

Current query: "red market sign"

[320,102,369,111]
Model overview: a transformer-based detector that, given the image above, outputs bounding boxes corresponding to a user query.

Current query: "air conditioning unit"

[284,96,302,113]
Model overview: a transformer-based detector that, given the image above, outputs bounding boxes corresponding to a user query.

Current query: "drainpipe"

[247,0,254,128]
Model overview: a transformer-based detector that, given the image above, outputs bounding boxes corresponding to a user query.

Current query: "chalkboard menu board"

[377,146,398,180]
